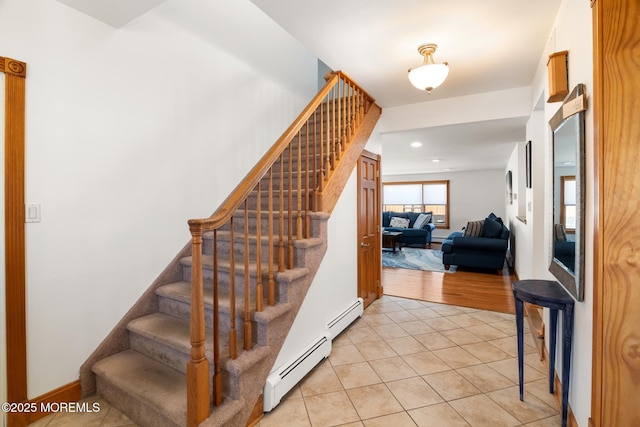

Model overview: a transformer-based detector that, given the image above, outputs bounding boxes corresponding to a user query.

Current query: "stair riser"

[214,213,312,239]
[246,193,314,211]
[182,264,277,298]
[96,375,182,427]
[203,237,297,264]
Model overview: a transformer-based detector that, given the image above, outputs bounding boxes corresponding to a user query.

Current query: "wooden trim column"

[1,56,27,405]
[591,1,640,425]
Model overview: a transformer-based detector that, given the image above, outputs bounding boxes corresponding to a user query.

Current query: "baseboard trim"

[7,380,81,426]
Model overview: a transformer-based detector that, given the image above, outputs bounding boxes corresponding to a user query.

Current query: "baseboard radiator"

[263,332,331,412]
[326,298,364,338]
[262,298,363,412]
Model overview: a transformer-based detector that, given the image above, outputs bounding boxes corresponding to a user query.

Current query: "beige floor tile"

[430,305,465,316]
[394,299,427,310]
[465,324,509,341]
[486,358,546,384]
[299,363,344,396]
[355,339,398,361]
[408,403,470,427]
[524,415,562,426]
[432,347,483,369]
[338,422,365,427]
[346,383,404,420]
[457,306,481,314]
[456,364,515,393]
[260,396,311,427]
[469,310,512,324]
[423,370,481,401]
[447,313,487,328]
[304,391,360,427]
[333,331,354,347]
[441,328,485,345]
[489,319,518,336]
[334,361,382,389]
[372,323,410,339]
[346,325,384,344]
[100,405,137,427]
[362,312,395,326]
[386,376,443,410]
[413,331,457,350]
[397,320,435,335]
[402,351,451,375]
[487,386,558,424]
[27,415,53,426]
[424,317,460,331]
[461,341,511,363]
[363,411,418,427]
[385,310,420,323]
[448,394,521,426]
[488,336,536,357]
[407,307,442,319]
[329,344,366,366]
[385,336,428,355]
[369,356,418,382]
[522,378,561,409]
[370,299,404,313]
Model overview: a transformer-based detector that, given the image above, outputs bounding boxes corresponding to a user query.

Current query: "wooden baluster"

[347,82,353,139]
[255,183,263,312]
[288,145,294,269]
[243,200,251,351]
[278,156,285,273]
[187,223,210,427]
[331,86,340,164]
[338,79,344,154]
[229,217,237,359]
[268,167,275,305]
[297,131,303,240]
[325,96,331,172]
[212,229,222,407]
[304,120,310,238]
[319,100,325,189]
[313,108,319,211]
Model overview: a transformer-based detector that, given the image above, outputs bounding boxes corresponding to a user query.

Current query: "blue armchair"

[442,213,509,272]
[382,211,436,248]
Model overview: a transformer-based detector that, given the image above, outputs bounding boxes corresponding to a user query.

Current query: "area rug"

[382,247,456,273]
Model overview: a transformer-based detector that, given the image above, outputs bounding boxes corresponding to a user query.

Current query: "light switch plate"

[26,203,41,223]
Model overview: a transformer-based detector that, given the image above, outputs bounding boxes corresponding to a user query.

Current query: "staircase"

[79,71,381,427]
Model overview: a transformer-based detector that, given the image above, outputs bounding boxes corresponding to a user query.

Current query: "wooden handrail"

[186,70,377,427]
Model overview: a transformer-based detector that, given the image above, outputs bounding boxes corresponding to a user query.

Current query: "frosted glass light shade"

[408,63,449,93]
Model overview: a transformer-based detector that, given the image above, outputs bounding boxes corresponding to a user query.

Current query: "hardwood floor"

[382,249,516,314]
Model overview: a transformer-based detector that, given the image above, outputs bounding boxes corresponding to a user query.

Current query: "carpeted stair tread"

[180,256,312,280]
[127,312,211,356]
[92,349,187,426]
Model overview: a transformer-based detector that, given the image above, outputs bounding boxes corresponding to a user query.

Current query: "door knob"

[360,242,370,248]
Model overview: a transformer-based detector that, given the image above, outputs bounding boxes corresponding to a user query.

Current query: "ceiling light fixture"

[410,142,423,148]
[408,43,449,94]
[431,159,441,163]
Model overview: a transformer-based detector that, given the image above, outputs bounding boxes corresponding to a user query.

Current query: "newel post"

[187,221,210,426]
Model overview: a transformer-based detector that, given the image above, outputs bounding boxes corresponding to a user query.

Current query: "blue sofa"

[442,213,509,272]
[382,211,436,248]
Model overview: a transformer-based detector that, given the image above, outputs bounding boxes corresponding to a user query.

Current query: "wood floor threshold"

[382,264,516,314]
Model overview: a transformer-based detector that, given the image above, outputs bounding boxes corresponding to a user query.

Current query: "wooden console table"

[382,231,402,252]
[512,280,574,427]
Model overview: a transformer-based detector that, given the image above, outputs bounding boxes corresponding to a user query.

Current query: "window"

[560,176,576,233]
[383,181,450,228]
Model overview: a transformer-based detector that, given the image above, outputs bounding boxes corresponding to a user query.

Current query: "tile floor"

[258,296,560,427]
[29,295,560,426]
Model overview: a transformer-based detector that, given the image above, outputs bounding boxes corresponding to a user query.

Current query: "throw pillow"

[464,220,484,237]
[554,224,567,241]
[482,217,503,238]
[390,216,410,228]
[413,213,430,229]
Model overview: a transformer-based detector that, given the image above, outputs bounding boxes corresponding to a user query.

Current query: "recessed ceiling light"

[431,159,441,163]
[444,168,452,171]
[410,142,423,148]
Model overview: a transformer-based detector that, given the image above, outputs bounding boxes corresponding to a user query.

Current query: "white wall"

[383,169,509,241]
[511,0,594,425]
[0,0,317,398]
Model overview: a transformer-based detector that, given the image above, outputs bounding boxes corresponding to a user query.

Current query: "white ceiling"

[56,0,562,176]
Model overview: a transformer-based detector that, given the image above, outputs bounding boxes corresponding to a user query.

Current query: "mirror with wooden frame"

[549,83,586,301]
